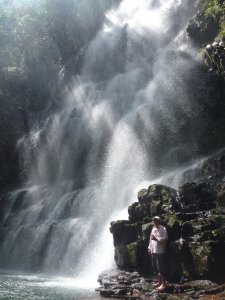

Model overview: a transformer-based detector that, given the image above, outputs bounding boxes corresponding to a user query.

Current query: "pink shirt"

[148,224,168,254]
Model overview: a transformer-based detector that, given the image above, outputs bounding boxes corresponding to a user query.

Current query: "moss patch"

[127,243,137,267]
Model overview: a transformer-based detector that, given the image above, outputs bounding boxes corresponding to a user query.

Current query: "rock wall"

[110,150,225,282]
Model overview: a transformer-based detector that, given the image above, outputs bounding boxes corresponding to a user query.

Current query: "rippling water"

[0,273,101,300]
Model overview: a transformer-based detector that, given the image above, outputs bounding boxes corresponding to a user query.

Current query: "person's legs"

[151,254,162,287]
[156,254,166,289]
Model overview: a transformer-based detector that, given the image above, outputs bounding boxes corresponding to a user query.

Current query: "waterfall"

[0,0,199,283]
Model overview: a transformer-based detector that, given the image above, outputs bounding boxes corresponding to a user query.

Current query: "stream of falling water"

[0,0,199,289]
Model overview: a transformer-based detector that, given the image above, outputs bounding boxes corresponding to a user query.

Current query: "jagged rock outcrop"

[204,41,225,77]
[110,150,225,283]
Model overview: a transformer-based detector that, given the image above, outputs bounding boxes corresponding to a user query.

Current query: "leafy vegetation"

[203,0,225,39]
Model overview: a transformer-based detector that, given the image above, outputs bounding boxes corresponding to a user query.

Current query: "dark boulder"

[129,185,178,223]
[178,182,216,212]
[110,220,143,247]
[187,13,219,47]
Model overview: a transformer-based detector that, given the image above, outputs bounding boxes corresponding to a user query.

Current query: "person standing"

[148,216,168,291]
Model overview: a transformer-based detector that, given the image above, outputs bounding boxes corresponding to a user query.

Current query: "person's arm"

[155,226,168,243]
[148,230,153,255]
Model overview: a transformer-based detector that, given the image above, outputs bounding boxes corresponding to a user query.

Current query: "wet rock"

[129,185,178,222]
[141,281,153,291]
[132,289,143,298]
[178,182,216,212]
[164,215,181,241]
[99,289,116,297]
[97,270,224,299]
[131,283,142,290]
[217,184,225,207]
[203,283,225,295]
[114,245,135,270]
[165,242,183,282]
[137,189,149,205]
[181,222,194,239]
[112,178,225,279]
[110,220,142,247]
[204,41,225,77]
[112,183,225,280]
[187,13,219,47]
[188,241,212,277]
[114,240,151,274]
[165,296,180,300]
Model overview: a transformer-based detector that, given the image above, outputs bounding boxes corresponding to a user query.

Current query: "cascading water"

[0,0,200,285]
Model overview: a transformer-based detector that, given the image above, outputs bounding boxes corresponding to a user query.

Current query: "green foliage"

[204,0,221,16]
[203,0,225,39]
[126,243,137,267]
[219,11,225,39]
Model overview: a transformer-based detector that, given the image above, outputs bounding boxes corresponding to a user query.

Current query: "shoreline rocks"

[96,270,225,299]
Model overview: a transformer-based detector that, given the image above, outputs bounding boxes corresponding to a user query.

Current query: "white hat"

[153,216,161,221]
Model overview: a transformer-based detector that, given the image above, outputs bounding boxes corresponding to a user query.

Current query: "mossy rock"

[137,184,178,218]
[110,220,143,247]
[148,184,177,203]
[138,184,176,201]
[178,240,225,280]
[181,221,194,239]
[128,202,139,222]
[110,220,131,234]
[163,214,182,241]
[189,241,212,277]
[166,296,180,300]
[212,226,225,240]
[217,184,225,207]
[114,240,152,274]
[181,216,220,239]
[127,243,138,268]
[134,204,150,221]
[178,182,216,212]
[193,230,214,242]
[137,189,149,204]
[166,242,183,281]
[164,214,180,227]
[114,246,127,270]
[114,243,138,270]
